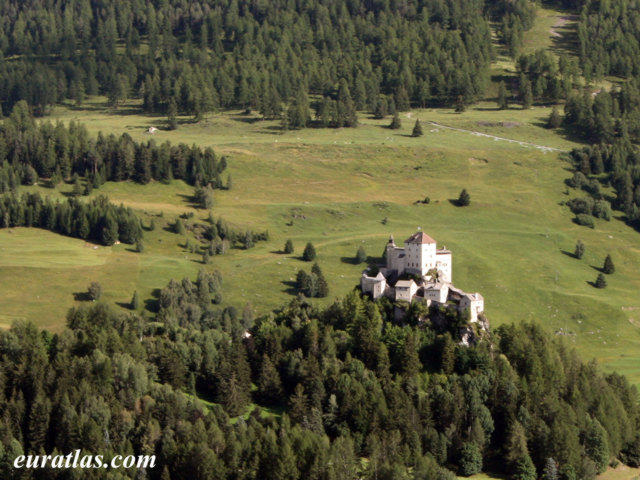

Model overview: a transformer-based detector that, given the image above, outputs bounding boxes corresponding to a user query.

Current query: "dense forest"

[0,287,638,479]
[0,102,228,188]
[0,0,496,120]
[0,193,143,246]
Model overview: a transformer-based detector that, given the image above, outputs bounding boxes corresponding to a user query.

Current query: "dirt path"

[427,121,567,153]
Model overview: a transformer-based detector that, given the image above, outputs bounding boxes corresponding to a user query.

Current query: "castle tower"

[403,231,437,276]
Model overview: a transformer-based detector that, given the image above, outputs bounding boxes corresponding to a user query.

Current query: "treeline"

[565,141,640,230]
[1,101,228,186]
[0,0,495,120]
[577,0,640,80]
[1,285,639,479]
[0,193,142,246]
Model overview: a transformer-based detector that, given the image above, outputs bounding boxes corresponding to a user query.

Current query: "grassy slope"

[10,95,637,385]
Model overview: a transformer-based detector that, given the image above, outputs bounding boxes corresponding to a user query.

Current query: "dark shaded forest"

[0,0,496,121]
[0,283,638,479]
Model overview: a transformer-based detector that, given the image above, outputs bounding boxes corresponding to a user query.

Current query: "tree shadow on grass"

[281,280,298,296]
[73,291,92,301]
[591,264,604,273]
[561,250,578,259]
[144,288,162,313]
[341,256,360,265]
[448,199,466,207]
[115,301,133,310]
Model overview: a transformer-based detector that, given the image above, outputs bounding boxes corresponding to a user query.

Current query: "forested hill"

[0,0,495,117]
[0,286,639,479]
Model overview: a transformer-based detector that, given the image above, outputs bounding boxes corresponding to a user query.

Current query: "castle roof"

[395,279,416,289]
[405,231,436,244]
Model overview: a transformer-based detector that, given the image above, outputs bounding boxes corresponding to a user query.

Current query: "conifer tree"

[498,81,509,110]
[548,105,562,128]
[595,273,607,288]
[356,246,367,264]
[574,240,585,259]
[603,254,615,274]
[131,291,139,310]
[411,119,423,137]
[167,97,178,130]
[303,242,316,261]
[458,188,471,206]
[284,239,294,254]
[389,113,401,129]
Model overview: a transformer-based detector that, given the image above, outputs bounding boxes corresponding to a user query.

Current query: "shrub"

[574,214,594,228]
[593,200,611,220]
[88,282,102,301]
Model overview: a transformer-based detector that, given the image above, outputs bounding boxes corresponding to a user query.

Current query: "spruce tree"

[303,242,316,261]
[167,97,178,130]
[284,239,294,254]
[603,254,615,274]
[389,112,401,129]
[522,79,533,109]
[458,188,471,206]
[497,81,508,110]
[131,291,139,310]
[595,273,607,288]
[356,246,367,264]
[574,240,585,259]
[548,105,562,128]
[411,119,423,137]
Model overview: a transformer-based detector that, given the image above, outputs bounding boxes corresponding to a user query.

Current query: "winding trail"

[427,121,567,153]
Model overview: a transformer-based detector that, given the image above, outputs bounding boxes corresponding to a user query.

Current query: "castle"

[360,230,485,323]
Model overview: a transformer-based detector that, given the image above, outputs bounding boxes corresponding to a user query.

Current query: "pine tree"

[458,188,471,206]
[459,442,482,476]
[257,354,283,404]
[455,95,466,113]
[498,81,509,110]
[356,246,367,264]
[574,240,585,259]
[522,79,533,109]
[389,112,401,129]
[284,239,294,254]
[513,454,537,480]
[548,105,562,128]
[131,291,140,310]
[603,254,615,274]
[167,97,178,130]
[303,242,316,261]
[595,273,607,288]
[411,119,423,137]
